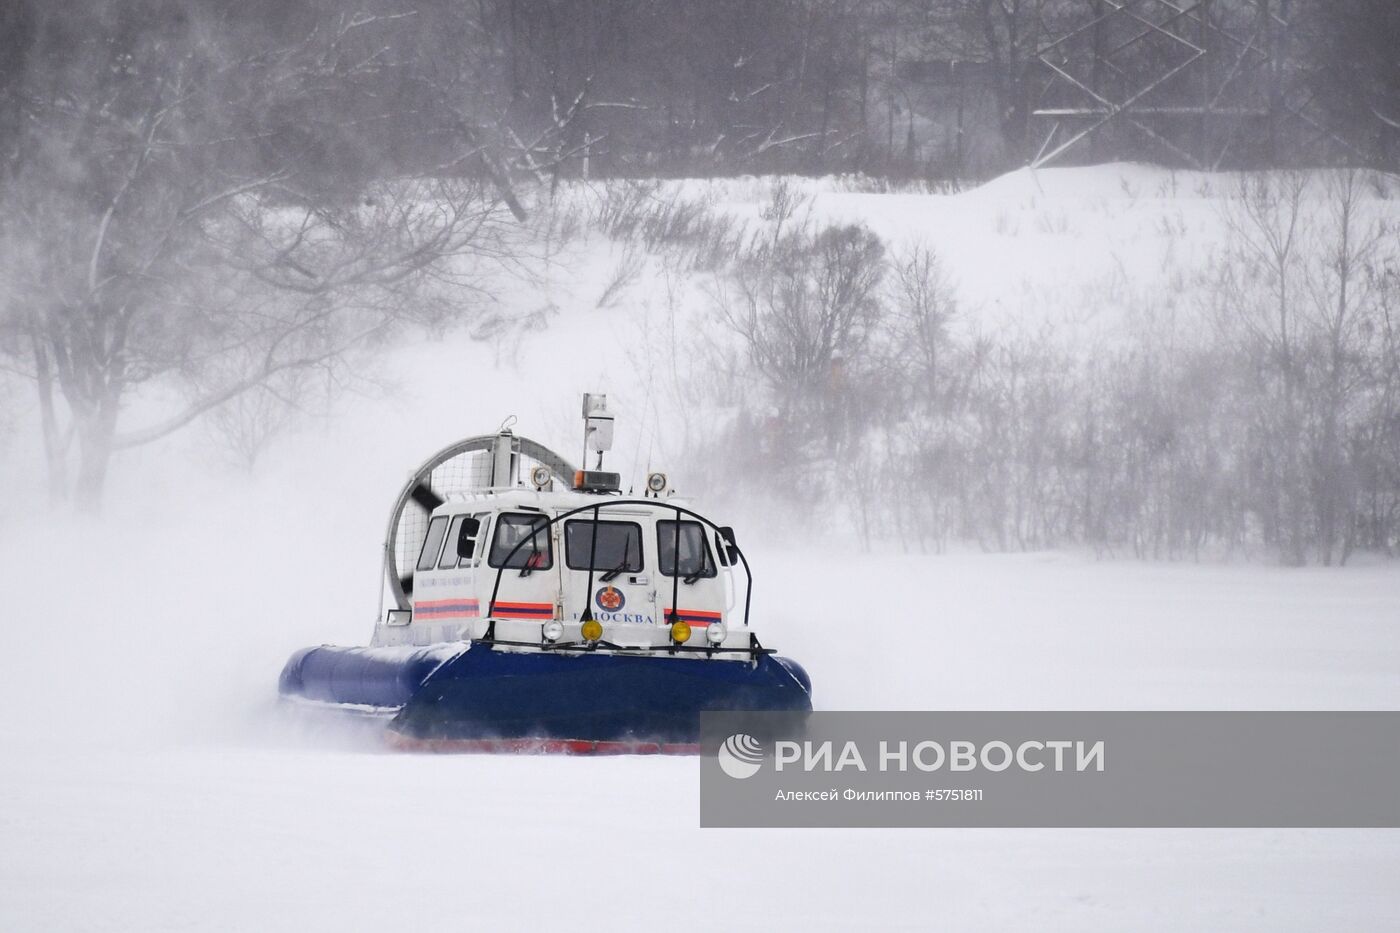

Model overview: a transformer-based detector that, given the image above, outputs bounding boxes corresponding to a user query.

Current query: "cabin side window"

[488,512,553,570]
[564,520,644,573]
[416,515,450,572]
[439,513,485,570]
[656,520,717,578]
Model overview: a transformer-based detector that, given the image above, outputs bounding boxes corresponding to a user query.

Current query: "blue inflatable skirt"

[279,642,812,753]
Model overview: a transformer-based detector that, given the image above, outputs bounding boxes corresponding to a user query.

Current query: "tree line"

[2,0,1398,518]
[460,0,1400,177]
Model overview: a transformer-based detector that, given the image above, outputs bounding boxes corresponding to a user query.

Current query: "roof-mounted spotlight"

[529,465,553,491]
[645,472,668,497]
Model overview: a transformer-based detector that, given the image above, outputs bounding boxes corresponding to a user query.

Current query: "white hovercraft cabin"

[375,394,747,657]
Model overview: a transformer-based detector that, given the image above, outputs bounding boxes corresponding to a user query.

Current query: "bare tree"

[889,242,958,408]
[1299,171,1387,561]
[0,3,516,509]
[1215,172,1312,562]
[716,223,887,425]
[1214,170,1395,563]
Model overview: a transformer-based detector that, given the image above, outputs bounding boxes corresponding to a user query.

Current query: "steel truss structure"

[1030,0,1355,169]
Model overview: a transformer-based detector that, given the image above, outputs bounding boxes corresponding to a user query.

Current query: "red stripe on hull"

[490,601,554,619]
[663,609,723,625]
[414,599,481,619]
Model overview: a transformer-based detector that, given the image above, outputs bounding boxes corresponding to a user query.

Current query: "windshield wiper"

[681,551,712,584]
[599,538,631,583]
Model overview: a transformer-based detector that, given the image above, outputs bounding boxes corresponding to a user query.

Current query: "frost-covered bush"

[690,172,1400,562]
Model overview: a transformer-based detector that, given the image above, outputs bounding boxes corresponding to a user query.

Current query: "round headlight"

[542,620,564,642]
[669,619,692,644]
[580,618,603,643]
[705,622,727,644]
[530,465,552,490]
[646,472,667,493]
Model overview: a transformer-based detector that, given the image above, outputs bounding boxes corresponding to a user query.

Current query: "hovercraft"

[278,394,812,753]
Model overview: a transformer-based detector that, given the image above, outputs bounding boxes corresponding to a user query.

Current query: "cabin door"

[558,515,658,629]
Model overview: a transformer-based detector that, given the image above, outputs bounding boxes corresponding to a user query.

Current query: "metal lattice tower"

[1030,0,1302,169]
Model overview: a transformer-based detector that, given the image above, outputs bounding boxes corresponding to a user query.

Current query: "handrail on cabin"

[486,498,753,631]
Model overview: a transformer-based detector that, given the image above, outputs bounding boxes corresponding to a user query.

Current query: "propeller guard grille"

[385,434,576,610]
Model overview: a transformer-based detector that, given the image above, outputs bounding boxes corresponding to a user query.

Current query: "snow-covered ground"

[2,526,1397,930]
[1,165,1398,930]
